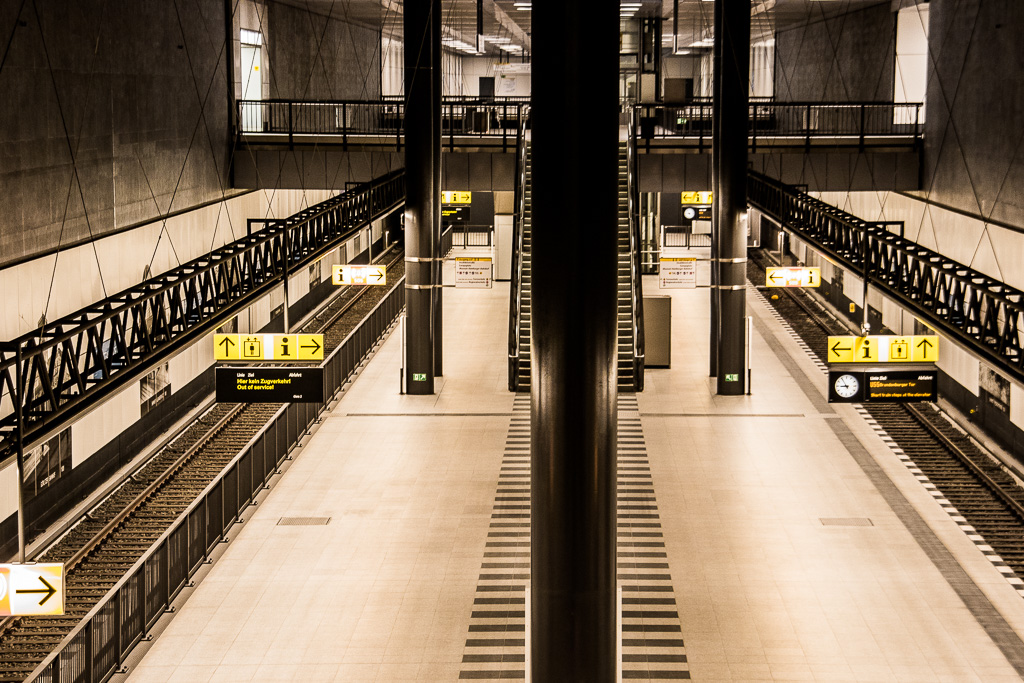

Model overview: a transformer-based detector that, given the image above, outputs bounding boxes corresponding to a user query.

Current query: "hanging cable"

[30,0,109,301]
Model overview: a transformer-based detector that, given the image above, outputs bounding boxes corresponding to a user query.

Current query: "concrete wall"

[0,0,231,267]
[915,0,1024,229]
[266,1,381,100]
[775,3,895,101]
[461,58,531,98]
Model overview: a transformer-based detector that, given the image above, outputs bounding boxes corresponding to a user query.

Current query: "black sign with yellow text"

[216,367,324,403]
[828,367,937,404]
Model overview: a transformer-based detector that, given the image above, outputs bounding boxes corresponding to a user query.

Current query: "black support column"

[430,0,443,378]
[531,3,619,682]
[404,0,440,395]
[713,0,749,395]
[709,0,723,378]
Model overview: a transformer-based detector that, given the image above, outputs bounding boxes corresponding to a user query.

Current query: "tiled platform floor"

[121,274,1024,682]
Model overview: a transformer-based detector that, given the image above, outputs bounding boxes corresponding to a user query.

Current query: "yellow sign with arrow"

[827,335,939,364]
[214,334,324,361]
[0,563,64,616]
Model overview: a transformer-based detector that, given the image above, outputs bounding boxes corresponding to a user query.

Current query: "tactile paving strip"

[458,394,690,681]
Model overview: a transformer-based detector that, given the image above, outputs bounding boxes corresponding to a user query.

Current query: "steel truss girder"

[748,171,1024,384]
[0,170,405,460]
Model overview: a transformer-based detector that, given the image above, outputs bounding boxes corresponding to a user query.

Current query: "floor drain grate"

[820,517,873,527]
[277,517,331,526]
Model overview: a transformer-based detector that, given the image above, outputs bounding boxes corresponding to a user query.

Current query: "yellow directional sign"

[296,334,325,360]
[0,563,64,616]
[681,191,713,205]
[214,334,324,361]
[214,334,241,360]
[332,264,387,286]
[912,335,939,362]
[827,336,857,363]
[827,335,939,363]
[442,191,472,204]
[765,266,821,288]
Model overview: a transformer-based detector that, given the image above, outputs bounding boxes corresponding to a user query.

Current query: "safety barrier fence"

[24,278,407,683]
[449,224,493,248]
[748,170,1024,384]
[237,98,528,152]
[662,227,712,249]
[636,100,922,150]
[0,171,405,461]
[237,99,921,151]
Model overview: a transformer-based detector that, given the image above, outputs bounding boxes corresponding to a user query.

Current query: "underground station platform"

[114,274,1024,682]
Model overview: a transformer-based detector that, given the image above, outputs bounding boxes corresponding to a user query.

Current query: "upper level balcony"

[234,96,922,153]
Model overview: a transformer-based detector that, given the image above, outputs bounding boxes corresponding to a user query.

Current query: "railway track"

[0,247,405,682]
[749,249,1024,579]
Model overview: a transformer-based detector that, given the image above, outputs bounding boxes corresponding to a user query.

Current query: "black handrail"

[236,99,920,151]
[748,170,1024,385]
[635,101,923,149]
[508,111,529,391]
[237,100,529,153]
[626,110,645,391]
[0,171,405,460]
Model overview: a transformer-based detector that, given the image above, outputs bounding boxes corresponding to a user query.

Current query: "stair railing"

[508,107,530,391]
[627,109,645,390]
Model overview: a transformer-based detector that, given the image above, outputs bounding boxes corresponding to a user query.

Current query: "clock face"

[834,374,860,398]
[683,207,697,220]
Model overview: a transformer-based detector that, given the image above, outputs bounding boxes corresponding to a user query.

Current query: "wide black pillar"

[713,0,749,395]
[530,2,619,682]
[709,0,723,378]
[430,0,443,377]
[403,0,439,395]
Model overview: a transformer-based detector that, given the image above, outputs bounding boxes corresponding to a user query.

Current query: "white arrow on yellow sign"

[0,563,64,616]
[827,335,939,363]
[332,264,387,286]
[214,334,324,361]
[765,266,821,288]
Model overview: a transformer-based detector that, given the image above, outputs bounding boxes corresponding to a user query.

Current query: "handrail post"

[342,102,348,150]
[859,103,866,150]
[288,102,294,149]
[15,340,26,563]
[805,103,812,150]
[502,102,508,151]
[915,103,921,150]
[750,102,757,153]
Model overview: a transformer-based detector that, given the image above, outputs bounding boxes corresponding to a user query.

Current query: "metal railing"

[0,171,404,461]
[237,98,529,152]
[23,278,407,683]
[508,111,530,391]
[625,113,645,391]
[448,224,493,248]
[748,170,1024,384]
[635,100,923,150]
[662,226,712,249]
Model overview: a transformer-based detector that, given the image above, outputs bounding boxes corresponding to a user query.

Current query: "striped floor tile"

[459,394,690,681]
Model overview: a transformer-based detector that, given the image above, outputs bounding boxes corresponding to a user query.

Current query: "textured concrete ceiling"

[274,0,892,56]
